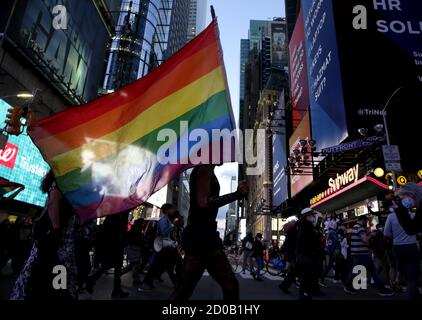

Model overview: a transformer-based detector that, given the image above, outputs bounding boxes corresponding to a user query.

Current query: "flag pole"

[210,5,216,20]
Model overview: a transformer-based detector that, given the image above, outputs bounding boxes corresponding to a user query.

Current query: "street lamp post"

[381,86,403,190]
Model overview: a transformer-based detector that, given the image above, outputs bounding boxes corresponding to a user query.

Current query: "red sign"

[0,142,19,169]
[289,9,310,130]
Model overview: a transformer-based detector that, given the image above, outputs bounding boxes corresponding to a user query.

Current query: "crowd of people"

[276,182,422,300]
[1,165,422,301]
[0,164,249,300]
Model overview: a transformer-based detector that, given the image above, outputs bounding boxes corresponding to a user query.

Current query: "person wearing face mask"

[343,215,394,296]
[295,208,324,300]
[394,183,422,235]
[384,187,422,300]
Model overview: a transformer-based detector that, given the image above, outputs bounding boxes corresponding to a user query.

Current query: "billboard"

[5,0,109,103]
[301,0,348,151]
[289,8,310,130]
[332,0,422,170]
[271,22,288,69]
[289,111,313,197]
[272,95,289,208]
[0,99,49,207]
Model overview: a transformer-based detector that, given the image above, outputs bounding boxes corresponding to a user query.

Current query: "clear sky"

[203,0,287,233]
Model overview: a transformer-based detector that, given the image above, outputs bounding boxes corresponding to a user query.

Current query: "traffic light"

[5,107,23,136]
[385,173,394,191]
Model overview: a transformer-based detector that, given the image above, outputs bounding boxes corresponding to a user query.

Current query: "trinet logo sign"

[0,142,19,169]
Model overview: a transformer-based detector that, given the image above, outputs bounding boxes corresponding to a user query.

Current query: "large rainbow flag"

[29,20,236,222]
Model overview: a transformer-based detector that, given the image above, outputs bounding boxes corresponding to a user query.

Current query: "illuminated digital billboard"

[0,99,49,207]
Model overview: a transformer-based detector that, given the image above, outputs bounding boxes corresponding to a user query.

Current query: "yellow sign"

[418,170,422,180]
[397,176,407,186]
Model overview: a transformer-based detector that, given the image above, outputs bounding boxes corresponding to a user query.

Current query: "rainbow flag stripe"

[29,20,236,222]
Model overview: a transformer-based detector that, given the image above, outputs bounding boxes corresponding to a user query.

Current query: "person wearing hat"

[344,215,394,296]
[394,182,422,235]
[295,208,324,300]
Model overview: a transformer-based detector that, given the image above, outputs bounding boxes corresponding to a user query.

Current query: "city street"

[0,261,407,301]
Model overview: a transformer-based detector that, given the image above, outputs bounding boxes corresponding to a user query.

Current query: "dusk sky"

[204,0,286,232]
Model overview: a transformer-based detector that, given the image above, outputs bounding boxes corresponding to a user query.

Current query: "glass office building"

[103,0,164,91]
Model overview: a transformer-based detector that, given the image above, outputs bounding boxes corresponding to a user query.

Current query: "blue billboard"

[0,99,49,207]
[301,0,348,151]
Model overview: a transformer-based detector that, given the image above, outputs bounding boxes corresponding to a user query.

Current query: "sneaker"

[344,286,358,295]
[111,289,129,298]
[138,283,154,292]
[378,287,394,297]
[278,284,291,294]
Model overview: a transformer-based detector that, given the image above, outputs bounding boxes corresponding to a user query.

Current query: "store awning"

[310,176,389,213]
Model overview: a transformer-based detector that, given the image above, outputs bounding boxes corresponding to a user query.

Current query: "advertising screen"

[271,22,288,69]
[333,0,422,170]
[301,0,348,151]
[289,111,313,197]
[0,99,49,207]
[272,95,289,208]
[289,8,310,130]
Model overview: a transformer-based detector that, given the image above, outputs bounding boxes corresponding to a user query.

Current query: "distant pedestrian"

[278,215,298,294]
[241,232,254,275]
[384,205,421,300]
[344,215,393,297]
[252,233,265,281]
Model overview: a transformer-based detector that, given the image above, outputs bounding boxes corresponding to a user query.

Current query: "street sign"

[385,162,402,172]
[382,145,401,161]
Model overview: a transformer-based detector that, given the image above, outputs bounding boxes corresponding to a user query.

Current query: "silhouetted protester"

[321,224,339,285]
[12,217,33,274]
[385,195,421,300]
[75,220,96,292]
[241,232,254,275]
[86,211,129,298]
[172,213,185,284]
[369,224,389,283]
[252,233,265,281]
[10,170,78,300]
[279,216,298,294]
[140,204,178,291]
[124,218,144,285]
[139,220,157,273]
[0,219,13,275]
[170,164,248,301]
[295,208,324,300]
[395,183,422,234]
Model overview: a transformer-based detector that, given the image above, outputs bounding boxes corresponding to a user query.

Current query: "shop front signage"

[0,142,18,169]
[310,164,360,206]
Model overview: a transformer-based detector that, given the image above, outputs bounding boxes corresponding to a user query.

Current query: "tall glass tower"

[102,0,165,91]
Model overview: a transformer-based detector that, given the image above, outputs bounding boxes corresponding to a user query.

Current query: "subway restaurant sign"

[310,164,360,206]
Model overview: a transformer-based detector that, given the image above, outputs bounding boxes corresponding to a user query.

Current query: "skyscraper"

[187,0,207,42]
[102,0,165,91]
[249,20,267,51]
